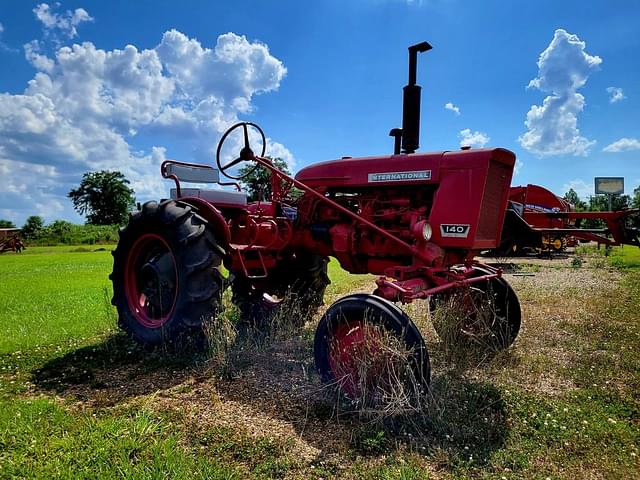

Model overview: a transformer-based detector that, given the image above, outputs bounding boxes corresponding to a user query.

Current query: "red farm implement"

[0,229,25,254]
[495,184,639,255]
[111,42,522,397]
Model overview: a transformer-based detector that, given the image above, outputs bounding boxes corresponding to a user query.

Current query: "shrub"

[26,222,120,246]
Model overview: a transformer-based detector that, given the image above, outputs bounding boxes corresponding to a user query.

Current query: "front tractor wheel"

[431,269,521,351]
[314,294,430,404]
[111,200,225,347]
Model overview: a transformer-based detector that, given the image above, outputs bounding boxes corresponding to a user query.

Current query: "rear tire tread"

[111,199,224,347]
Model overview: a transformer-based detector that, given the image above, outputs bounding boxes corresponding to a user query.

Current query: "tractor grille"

[476,160,511,243]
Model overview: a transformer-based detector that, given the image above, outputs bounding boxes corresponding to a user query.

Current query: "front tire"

[314,294,430,402]
[111,200,225,347]
[431,267,521,351]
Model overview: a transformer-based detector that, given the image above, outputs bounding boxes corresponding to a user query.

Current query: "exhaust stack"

[390,41,432,155]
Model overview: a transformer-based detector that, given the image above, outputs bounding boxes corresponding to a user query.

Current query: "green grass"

[577,244,640,270]
[0,249,369,355]
[0,399,240,479]
[608,245,640,270]
[0,248,377,478]
[5,245,116,255]
[0,247,116,353]
[325,258,375,298]
[1,246,639,478]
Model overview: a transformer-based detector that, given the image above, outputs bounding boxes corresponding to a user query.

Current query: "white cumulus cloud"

[459,128,489,148]
[24,40,55,72]
[606,86,625,103]
[562,179,592,199]
[33,3,93,39]
[519,29,601,156]
[0,29,289,224]
[444,102,460,115]
[603,137,640,152]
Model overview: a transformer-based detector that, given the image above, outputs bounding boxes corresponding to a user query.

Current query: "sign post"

[595,177,624,211]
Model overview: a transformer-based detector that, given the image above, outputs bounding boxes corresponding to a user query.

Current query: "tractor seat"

[170,188,247,206]
[163,161,247,206]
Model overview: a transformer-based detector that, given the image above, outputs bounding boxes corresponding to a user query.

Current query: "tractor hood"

[295,148,516,190]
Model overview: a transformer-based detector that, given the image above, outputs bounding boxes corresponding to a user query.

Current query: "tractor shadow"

[207,334,511,467]
[31,333,205,405]
[31,331,510,468]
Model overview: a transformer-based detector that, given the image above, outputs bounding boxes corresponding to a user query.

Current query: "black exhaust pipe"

[390,41,432,155]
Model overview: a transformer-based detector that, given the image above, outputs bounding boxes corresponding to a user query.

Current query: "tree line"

[564,186,640,228]
[1,167,638,244]
[0,170,133,245]
[13,218,120,246]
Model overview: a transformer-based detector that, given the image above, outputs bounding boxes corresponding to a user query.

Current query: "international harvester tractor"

[111,42,522,396]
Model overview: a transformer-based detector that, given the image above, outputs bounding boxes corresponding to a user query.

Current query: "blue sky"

[0,0,639,225]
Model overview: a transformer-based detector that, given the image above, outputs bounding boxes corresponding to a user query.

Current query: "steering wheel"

[216,122,266,180]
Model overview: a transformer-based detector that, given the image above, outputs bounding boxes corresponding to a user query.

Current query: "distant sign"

[595,177,624,195]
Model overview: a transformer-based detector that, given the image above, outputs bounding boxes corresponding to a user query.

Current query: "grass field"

[577,243,640,270]
[0,246,115,352]
[0,245,638,478]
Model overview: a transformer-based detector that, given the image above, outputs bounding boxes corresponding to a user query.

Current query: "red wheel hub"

[457,287,495,337]
[328,321,386,398]
[124,233,178,328]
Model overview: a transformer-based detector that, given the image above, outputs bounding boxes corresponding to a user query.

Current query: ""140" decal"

[440,224,470,238]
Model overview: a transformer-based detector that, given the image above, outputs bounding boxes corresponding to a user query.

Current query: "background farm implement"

[0,229,25,254]
[496,184,639,256]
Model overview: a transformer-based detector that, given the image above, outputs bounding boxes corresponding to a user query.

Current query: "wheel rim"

[124,233,178,328]
[438,284,511,348]
[458,287,498,337]
[328,320,386,398]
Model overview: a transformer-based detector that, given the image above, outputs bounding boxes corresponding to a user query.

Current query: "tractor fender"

[178,196,231,252]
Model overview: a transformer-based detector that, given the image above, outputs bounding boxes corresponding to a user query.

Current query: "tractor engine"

[294,186,433,274]
[291,145,515,283]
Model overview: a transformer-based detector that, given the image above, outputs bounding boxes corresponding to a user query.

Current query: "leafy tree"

[633,186,640,209]
[238,157,295,202]
[580,194,630,229]
[587,194,630,212]
[629,186,640,229]
[47,220,73,238]
[22,216,45,240]
[68,171,135,225]
[563,188,587,211]
[0,219,16,228]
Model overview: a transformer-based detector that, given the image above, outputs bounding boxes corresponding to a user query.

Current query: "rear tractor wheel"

[231,253,330,331]
[314,294,430,405]
[111,200,225,348]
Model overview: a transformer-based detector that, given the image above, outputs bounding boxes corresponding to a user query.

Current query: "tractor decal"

[367,170,431,182]
[440,224,471,238]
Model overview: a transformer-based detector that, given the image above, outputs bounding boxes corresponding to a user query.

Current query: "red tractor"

[111,42,521,395]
